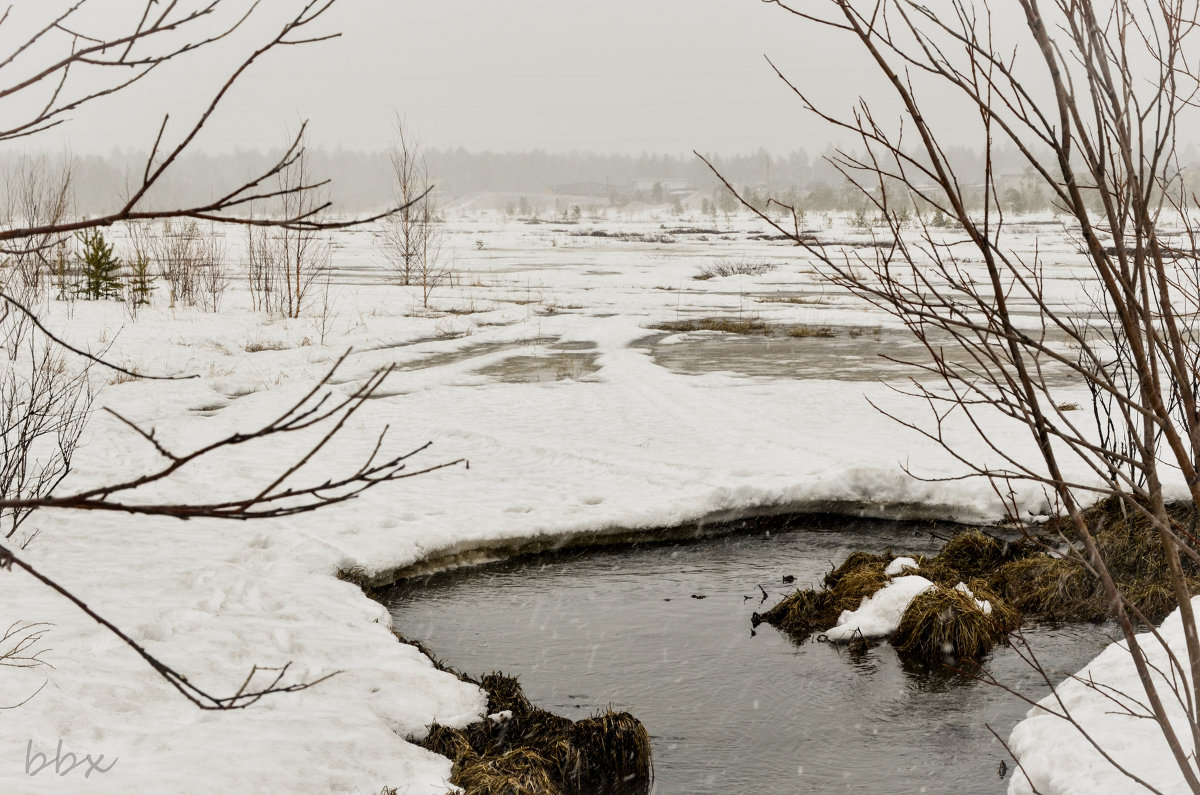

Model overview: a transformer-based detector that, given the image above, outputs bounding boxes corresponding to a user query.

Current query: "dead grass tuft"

[755,551,889,641]
[557,712,653,794]
[453,749,559,795]
[479,671,534,717]
[1006,497,1200,621]
[920,529,1034,587]
[758,499,1200,660]
[996,555,1099,620]
[651,316,837,338]
[651,316,770,335]
[757,295,833,305]
[891,582,1019,663]
[334,565,377,594]
[693,258,775,280]
[785,324,835,338]
[244,339,288,353]
[412,668,652,794]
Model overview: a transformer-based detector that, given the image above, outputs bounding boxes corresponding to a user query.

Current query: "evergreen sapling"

[75,229,122,300]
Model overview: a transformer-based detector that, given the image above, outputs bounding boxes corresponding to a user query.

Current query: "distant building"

[632,178,693,195]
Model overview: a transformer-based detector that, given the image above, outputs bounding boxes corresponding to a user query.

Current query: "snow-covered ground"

[1008,595,1200,794]
[0,213,1179,792]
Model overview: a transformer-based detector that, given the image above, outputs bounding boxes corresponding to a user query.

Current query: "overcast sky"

[6,0,982,158]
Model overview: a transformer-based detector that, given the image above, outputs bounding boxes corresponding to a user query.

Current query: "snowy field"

[0,214,1182,792]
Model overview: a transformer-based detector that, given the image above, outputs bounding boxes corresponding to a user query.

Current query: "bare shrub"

[378,118,431,286]
[0,620,53,709]
[0,310,92,542]
[246,140,330,318]
[312,270,336,345]
[246,223,283,313]
[145,220,229,312]
[197,229,229,314]
[150,220,202,307]
[122,223,156,320]
[416,221,450,309]
[377,119,451,307]
[1,157,73,303]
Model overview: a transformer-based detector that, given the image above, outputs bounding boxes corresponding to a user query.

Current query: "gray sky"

[8,0,978,157]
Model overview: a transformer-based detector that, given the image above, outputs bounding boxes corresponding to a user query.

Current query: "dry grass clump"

[757,295,832,305]
[757,530,1031,660]
[479,671,534,716]
[651,316,838,339]
[756,499,1200,665]
[920,529,1034,587]
[244,338,288,353]
[891,582,1019,663]
[996,555,1101,621]
[334,565,379,595]
[785,324,835,338]
[414,671,652,795]
[754,551,889,639]
[453,749,559,795]
[422,723,476,760]
[651,316,770,335]
[570,229,675,244]
[693,258,775,280]
[824,551,890,600]
[990,498,1200,622]
[558,712,653,793]
[754,588,843,637]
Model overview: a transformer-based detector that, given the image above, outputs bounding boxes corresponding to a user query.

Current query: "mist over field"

[7,2,1200,793]
[19,143,1200,217]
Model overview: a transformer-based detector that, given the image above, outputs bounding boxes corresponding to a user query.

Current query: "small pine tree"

[76,229,122,300]
[125,249,155,306]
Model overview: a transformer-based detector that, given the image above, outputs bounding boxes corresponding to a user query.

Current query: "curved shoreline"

[366,499,987,587]
[371,503,982,792]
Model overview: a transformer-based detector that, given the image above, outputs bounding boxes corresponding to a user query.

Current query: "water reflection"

[383,516,1114,794]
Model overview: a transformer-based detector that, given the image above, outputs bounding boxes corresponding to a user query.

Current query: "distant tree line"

[9,143,1200,218]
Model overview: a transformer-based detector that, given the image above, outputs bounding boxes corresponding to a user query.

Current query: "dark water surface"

[383,516,1114,794]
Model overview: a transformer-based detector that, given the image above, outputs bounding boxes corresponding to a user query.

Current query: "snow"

[955,582,993,615]
[0,214,1181,793]
[884,556,920,576]
[1007,598,1200,794]
[823,575,935,641]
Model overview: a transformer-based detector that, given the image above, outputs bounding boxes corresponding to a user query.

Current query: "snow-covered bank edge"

[363,499,986,585]
[0,215,1135,794]
[1007,596,1200,794]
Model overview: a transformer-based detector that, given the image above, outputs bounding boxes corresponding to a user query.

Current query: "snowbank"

[1008,598,1200,794]
[0,218,1113,792]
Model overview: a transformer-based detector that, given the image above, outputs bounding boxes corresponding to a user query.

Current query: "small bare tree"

[197,224,230,313]
[718,0,1200,788]
[0,621,53,709]
[246,137,330,317]
[415,213,450,309]
[377,118,445,303]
